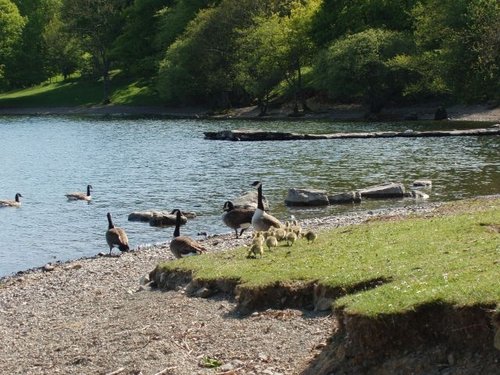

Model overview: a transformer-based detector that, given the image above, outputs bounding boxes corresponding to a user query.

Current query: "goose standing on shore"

[66,184,93,201]
[0,193,23,208]
[222,200,254,238]
[106,212,130,255]
[250,181,282,231]
[170,209,207,258]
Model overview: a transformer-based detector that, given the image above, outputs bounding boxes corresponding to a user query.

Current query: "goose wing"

[223,208,254,228]
[106,227,129,247]
[0,200,19,207]
[170,236,207,258]
[66,192,89,200]
[252,209,282,231]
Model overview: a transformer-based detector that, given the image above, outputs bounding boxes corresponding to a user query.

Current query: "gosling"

[265,235,278,251]
[303,230,317,244]
[286,231,297,247]
[247,242,264,258]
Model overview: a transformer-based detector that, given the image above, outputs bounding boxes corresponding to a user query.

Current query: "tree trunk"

[102,57,111,104]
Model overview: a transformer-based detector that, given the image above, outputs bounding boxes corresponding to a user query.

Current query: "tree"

[112,0,172,77]
[0,0,25,83]
[3,0,60,88]
[61,0,127,103]
[313,28,413,112]
[157,0,270,107]
[390,0,499,102]
[235,13,288,115]
[235,0,320,114]
[43,16,82,80]
[310,0,418,47]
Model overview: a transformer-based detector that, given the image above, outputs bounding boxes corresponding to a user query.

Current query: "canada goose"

[0,193,23,208]
[170,209,207,258]
[66,184,93,201]
[222,200,254,238]
[247,242,264,258]
[250,181,282,232]
[106,212,130,255]
[303,230,317,244]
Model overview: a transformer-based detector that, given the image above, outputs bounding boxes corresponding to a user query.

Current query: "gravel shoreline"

[0,203,443,375]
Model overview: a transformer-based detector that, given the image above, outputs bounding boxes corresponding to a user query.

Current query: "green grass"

[157,198,500,317]
[0,73,163,107]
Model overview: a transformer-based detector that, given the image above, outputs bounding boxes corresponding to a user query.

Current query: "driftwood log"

[204,127,500,141]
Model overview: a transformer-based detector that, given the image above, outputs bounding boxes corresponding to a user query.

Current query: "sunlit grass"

[156,198,500,316]
[0,73,163,107]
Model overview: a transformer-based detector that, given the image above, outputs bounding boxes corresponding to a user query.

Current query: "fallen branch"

[154,366,177,375]
[105,368,125,375]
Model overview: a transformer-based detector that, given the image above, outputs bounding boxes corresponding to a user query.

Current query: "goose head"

[251,181,262,189]
[15,193,23,202]
[223,201,235,212]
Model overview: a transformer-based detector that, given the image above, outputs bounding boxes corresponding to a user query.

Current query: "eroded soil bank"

[150,267,500,374]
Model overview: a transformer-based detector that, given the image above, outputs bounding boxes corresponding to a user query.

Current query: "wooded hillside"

[1,0,498,113]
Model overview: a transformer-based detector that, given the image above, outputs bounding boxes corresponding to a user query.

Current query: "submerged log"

[204,127,500,141]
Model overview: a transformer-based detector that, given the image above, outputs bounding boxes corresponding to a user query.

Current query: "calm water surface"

[0,116,498,277]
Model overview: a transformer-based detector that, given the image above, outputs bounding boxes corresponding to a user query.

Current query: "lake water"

[0,116,498,277]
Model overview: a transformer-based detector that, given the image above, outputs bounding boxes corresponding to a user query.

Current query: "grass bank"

[0,74,163,108]
[152,197,500,317]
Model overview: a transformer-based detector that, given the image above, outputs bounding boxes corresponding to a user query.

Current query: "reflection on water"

[0,116,498,276]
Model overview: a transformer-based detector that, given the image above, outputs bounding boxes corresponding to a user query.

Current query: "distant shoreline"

[0,103,499,122]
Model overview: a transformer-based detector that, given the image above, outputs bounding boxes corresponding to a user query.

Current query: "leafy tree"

[0,0,25,82]
[391,0,499,102]
[43,16,82,79]
[311,0,418,47]
[235,0,320,114]
[112,0,172,77]
[61,0,127,103]
[155,0,215,50]
[157,0,269,107]
[313,28,413,112]
[3,0,61,88]
[235,13,288,115]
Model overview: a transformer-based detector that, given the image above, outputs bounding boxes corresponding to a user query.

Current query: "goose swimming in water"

[0,193,23,208]
[250,181,282,232]
[222,200,254,238]
[170,209,207,258]
[106,212,130,255]
[66,184,93,201]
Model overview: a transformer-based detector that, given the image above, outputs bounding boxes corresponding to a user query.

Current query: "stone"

[231,190,269,210]
[139,275,150,285]
[194,287,214,298]
[328,191,362,204]
[43,264,55,272]
[412,179,432,188]
[406,190,430,200]
[128,210,193,225]
[285,188,330,206]
[127,211,154,222]
[149,212,182,227]
[434,106,448,120]
[219,363,235,372]
[357,182,406,199]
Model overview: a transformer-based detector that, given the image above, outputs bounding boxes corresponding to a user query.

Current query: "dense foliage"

[0,0,498,110]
